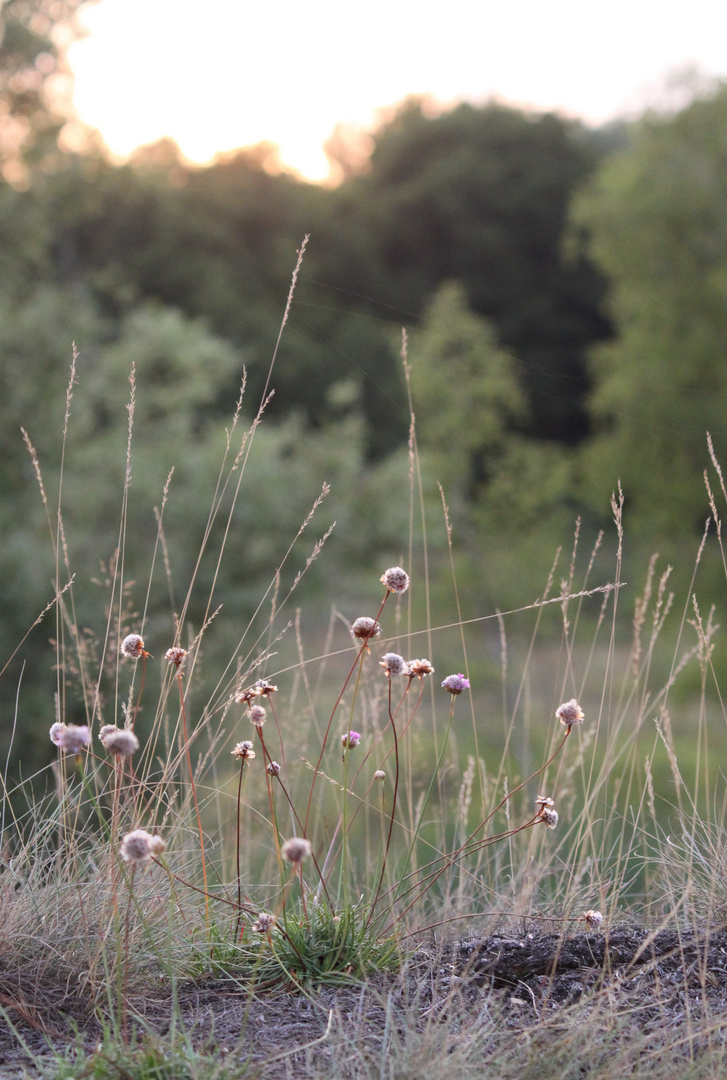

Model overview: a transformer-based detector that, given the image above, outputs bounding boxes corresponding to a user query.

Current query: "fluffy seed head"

[120,829,165,865]
[120,634,146,660]
[341,730,361,749]
[49,722,67,747]
[556,698,584,728]
[232,740,255,761]
[282,837,312,865]
[350,617,381,643]
[583,909,604,929]
[441,673,470,695]
[101,728,140,757]
[266,760,281,775]
[252,912,276,934]
[380,652,407,677]
[380,566,410,595]
[249,705,266,727]
[58,724,91,755]
[539,806,559,829]
[165,647,187,668]
[408,659,434,679]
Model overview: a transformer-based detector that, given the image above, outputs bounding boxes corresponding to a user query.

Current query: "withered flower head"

[58,724,91,755]
[380,566,410,595]
[408,659,434,679]
[281,837,312,865]
[253,679,278,697]
[350,617,382,644]
[120,829,165,865]
[100,727,140,757]
[252,912,276,934]
[120,634,147,660]
[232,740,255,761]
[249,705,266,727]
[583,909,604,929]
[380,652,407,677]
[556,698,584,729]
[165,647,187,669]
[266,760,281,775]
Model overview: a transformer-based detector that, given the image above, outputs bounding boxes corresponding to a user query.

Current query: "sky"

[67,0,727,182]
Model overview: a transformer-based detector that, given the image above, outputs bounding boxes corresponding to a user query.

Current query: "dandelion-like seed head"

[281,837,312,865]
[232,740,255,761]
[380,566,410,595]
[266,760,281,775]
[556,698,584,729]
[350,617,382,643]
[341,730,361,750]
[583,909,604,929]
[408,659,434,679]
[380,652,407,677]
[101,728,140,757]
[252,912,276,934]
[165,647,187,669]
[120,634,147,660]
[120,829,165,865]
[441,673,470,695]
[58,724,91,755]
[249,705,266,727]
[49,722,67,747]
[373,769,386,782]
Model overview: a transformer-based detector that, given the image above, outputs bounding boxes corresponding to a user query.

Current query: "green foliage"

[573,84,727,536]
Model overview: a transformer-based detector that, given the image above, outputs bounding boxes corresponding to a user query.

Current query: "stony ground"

[3,923,727,1077]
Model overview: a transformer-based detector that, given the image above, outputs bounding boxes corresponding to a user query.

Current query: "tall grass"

[3,261,727,1077]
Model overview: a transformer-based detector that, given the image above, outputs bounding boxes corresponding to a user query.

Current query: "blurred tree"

[332,100,615,445]
[0,0,93,184]
[573,83,727,535]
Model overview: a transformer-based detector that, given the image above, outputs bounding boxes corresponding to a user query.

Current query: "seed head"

[441,673,470,695]
[253,679,278,697]
[556,698,584,729]
[58,724,91,755]
[281,837,312,865]
[49,722,67,747]
[252,912,276,934]
[535,795,555,808]
[380,566,410,595]
[249,705,266,727]
[539,806,559,829]
[583,909,604,929]
[232,740,255,761]
[266,760,281,775]
[120,634,147,660]
[101,728,140,757]
[373,769,386,782]
[350,617,381,644]
[380,652,407,677]
[341,730,361,749]
[408,659,434,679]
[120,829,165,865]
[165,647,187,669]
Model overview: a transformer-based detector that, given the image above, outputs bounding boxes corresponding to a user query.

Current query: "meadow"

[3,266,727,1080]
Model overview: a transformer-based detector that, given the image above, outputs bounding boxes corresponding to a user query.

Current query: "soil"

[2,923,727,1077]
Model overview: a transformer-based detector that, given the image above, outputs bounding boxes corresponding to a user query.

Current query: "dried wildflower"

[231,740,256,761]
[535,795,555,809]
[235,686,257,705]
[253,679,278,697]
[380,566,410,595]
[350,617,382,644]
[583,909,604,929]
[120,828,165,865]
[539,806,559,829]
[252,912,276,934]
[408,659,434,679]
[373,769,386,782]
[100,728,140,757]
[441,673,470,695]
[281,837,312,865]
[249,705,266,727]
[380,652,407,677]
[556,698,584,729]
[266,760,281,775]
[58,724,91,755]
[49,722,67,747]
[120,634,148,660]
[341,730,361,750]
[165,647,187,669]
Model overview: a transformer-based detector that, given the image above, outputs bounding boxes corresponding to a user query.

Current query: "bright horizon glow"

[68,0,727,182]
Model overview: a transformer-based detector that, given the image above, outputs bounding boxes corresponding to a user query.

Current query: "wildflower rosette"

[380,566,410,595]
[341,730,361,750]
[380,652,407,677]
[120,633,148,660]
[232,740,255,761]
[120,829,165,865]
[441,673,470,695]
[556,698,584,729]
[281,837,312,865]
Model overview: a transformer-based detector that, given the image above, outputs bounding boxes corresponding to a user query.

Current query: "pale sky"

[68,0,727,181]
